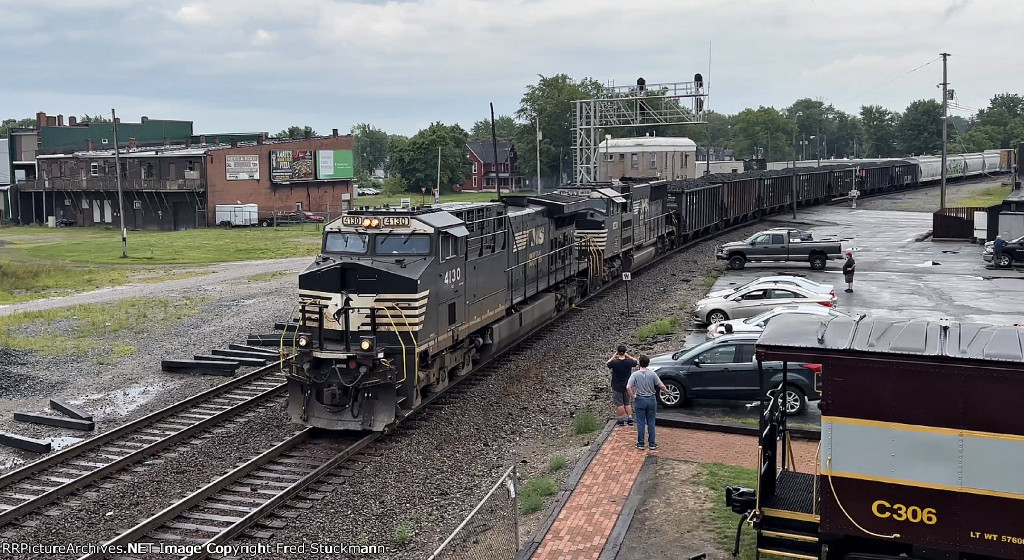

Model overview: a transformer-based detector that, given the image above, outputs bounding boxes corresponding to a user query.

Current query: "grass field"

[953,184,1012,208]
[0,297,204,358]
[695,463,758,560]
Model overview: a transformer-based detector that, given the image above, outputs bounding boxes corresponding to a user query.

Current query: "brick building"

[205,131,355,225]
[18,123,355,230]
[460,141,523,192]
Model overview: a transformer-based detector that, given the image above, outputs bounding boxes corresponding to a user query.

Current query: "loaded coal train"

[286,159,1009,432]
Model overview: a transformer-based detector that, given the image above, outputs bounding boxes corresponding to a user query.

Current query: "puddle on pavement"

[49,436,84,450]
[80,383,168,417]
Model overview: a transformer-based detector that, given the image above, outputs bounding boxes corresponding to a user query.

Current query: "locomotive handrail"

[380,304,408,385]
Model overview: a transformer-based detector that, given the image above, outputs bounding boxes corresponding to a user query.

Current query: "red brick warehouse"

[205,130,356,223]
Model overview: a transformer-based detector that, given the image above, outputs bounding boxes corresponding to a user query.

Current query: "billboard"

[225,155,259,180]
[270,150,315,182]
[316,150,355,180]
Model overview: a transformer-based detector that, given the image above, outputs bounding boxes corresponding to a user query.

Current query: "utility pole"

[940,52,950,210]
[435,145,441,203]
[535,119,542,193]
[112,108,127,258]
[490,102,502,198]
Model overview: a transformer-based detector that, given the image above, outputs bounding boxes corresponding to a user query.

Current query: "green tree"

[78,114,112,124]
[896,99,943,156]
[516,74,604,185]
[987,93,1024,120]
[273,125,316,139]
[859,105,898,158]
[728,107,796,161]
[0,117,36,138]
[387,122,469,193]
[468,115,521,143]
[381,173,408,196]
[351,123,390,176]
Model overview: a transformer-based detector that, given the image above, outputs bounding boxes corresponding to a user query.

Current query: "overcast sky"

[1,0,1020,138]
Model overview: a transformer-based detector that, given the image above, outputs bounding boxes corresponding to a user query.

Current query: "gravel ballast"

[221,222,780,560]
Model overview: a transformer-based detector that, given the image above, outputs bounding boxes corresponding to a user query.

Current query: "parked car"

[357,187,380,196]
[707,304,852,338]
[706,275,834,300]
[716,229,842,270]
[647,333,820,414]
[983,235,1024,268]
[692,283,837,325]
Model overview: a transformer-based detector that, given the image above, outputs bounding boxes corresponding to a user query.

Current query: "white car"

[692,284,838,325]
[706,304,852,338]
[706,275,835,299]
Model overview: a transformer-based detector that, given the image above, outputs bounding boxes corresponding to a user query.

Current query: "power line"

[840,57,941,104]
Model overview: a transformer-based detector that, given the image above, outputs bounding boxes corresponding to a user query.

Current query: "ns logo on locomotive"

[288,183,676,431]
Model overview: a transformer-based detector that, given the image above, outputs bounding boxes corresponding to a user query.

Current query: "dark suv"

[647,333,820,414]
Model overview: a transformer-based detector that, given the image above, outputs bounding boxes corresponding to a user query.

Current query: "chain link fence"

[428,465,520,560]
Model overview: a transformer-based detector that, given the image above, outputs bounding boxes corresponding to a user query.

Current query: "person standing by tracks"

[627,355,668,451]
[843,251,856,293]
[607,345,637,426]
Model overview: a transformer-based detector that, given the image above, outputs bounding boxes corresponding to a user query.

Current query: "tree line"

[5,81,1022,194]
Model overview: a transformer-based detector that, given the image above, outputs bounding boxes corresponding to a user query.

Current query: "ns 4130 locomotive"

[288,184,675,431]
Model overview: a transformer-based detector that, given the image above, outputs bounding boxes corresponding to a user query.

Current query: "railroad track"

[79,429,372,560]
[0,360,290,530]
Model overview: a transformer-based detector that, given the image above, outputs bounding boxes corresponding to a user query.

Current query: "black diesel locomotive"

[290,185,675,431]
[287,161,1005,432]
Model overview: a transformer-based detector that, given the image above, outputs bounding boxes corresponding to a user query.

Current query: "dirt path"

[854,177,1008,213]
[0,257,309,316]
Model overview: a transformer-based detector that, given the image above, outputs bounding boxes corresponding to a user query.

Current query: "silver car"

[706,304,851,338]
[706,275,835,300]
[692,284,838,325]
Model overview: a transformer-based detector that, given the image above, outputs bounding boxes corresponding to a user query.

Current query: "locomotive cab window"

[440,233,462,262]
[375,234,431,255]
[324,232,369,254]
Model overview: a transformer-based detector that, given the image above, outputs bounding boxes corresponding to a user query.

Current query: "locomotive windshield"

[375,234,431,255]
[324,232,369,254]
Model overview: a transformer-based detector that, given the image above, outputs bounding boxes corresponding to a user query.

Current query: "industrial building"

[596,137,701,181]
[7,112,355,230]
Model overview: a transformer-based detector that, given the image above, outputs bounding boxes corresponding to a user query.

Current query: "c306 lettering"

[871,500,937,524]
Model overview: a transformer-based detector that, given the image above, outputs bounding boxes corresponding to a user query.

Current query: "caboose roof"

[756,315,1024,364]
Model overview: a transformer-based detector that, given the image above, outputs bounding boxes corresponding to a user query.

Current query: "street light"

[810,135,817,166]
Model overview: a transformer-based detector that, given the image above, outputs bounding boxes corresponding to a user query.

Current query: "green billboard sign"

[316,150,354,180]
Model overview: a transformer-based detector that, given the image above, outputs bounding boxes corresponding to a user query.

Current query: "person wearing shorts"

[607,345,637,426]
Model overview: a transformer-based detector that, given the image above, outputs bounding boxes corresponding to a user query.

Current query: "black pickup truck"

[716,228,843,270]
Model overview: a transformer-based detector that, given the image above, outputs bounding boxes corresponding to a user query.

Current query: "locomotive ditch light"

[297,335,310,348]
[359,336,375,352]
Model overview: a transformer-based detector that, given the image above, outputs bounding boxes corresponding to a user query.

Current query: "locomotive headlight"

[297,335,310,348]
[359,336,375,351]
[370,218,381,228]
[361,217,372,227]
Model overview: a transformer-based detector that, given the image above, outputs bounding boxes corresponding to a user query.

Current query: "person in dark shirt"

[994,236,1006,268]
[607,345,638,426]
[842,251,856,293]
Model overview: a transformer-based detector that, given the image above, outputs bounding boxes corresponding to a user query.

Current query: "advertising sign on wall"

[270,150,315,182]
[225,155,260,180]
[316,150,355,180]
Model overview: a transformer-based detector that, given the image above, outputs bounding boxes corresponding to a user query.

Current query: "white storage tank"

[215,204,258,227]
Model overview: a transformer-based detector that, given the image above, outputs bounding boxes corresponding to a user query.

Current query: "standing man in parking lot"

[994,236,1005,268]
[607,345,637,427]
[842,251,856,293]
[627,355,668,451]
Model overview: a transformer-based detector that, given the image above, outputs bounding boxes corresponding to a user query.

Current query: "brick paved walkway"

[530,426,647,560]
[658,427,818,472]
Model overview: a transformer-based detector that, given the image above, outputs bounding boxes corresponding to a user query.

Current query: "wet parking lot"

[662,206,1024,428]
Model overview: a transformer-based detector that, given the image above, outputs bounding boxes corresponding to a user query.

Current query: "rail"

[0,360,289,527]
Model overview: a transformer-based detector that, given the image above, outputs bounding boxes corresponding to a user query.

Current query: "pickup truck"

[716,229,842,270]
